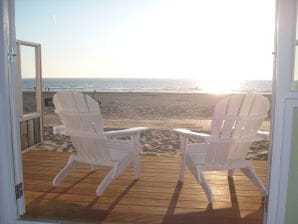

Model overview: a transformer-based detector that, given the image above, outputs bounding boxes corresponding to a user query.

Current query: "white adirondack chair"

[52,91,148,196]
[174,94,269,203]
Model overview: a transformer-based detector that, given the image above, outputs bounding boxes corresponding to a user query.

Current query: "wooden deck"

[22,150,267,224]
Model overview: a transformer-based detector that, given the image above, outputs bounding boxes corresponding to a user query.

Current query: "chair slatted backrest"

[53,92,114,165]
[205,94,270,164]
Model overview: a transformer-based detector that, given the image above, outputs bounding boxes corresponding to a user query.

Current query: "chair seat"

[186,143,250,171]
[108,139,134,162]
[186,143,207,165]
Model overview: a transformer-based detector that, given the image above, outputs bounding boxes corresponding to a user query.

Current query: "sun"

[197,78,241,94]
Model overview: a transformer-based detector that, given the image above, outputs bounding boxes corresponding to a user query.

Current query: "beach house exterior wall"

[0,0,298,223]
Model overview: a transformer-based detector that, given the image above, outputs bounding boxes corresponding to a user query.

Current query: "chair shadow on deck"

[162,177,264,224]
[23,170,138,223]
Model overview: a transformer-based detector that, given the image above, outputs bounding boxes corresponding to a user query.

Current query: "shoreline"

[38,90,273,94]
[42,91,271,129]
[42,90,272,96]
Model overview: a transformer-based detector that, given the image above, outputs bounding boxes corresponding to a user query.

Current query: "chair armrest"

[257,130,270,140]
[173,128,210,142]
[104,127,148,138]
[53,126,148,138]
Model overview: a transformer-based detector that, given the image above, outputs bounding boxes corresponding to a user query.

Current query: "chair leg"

[132,135,142,179]
[96,168,115,196]
[97,157,133,196]
[228,170,234,178]
[197,172,214,203]
[53,156,79,186]
[90,164,97,171]
[134,153,141,179]
[178,136,187,182]
[240,165,266,196]
[179,155,186,182]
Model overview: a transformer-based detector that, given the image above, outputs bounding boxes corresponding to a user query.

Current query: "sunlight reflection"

[197,79,241,94]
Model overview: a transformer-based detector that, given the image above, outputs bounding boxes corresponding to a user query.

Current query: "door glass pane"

[293,46,298,87]
[20,45,37,114]
[285,108,298,223]
[292,6,298,90]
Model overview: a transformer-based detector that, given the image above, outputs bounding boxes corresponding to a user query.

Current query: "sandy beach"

[35,91,271,160]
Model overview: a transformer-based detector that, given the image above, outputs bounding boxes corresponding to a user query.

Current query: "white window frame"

[16,40,43,121]
[17,40,44,151]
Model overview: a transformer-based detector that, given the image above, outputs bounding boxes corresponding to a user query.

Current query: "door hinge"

[15,182,23,200]
[8,47,17,63]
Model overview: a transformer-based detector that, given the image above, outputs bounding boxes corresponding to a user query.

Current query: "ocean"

[22,78,272,94]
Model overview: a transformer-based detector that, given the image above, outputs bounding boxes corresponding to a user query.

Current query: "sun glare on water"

[197,78,241,94]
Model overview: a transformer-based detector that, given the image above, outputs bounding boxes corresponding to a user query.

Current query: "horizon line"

[22,77,273,81]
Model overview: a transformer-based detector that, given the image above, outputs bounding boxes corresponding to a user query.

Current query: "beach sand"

[37,92,270,160]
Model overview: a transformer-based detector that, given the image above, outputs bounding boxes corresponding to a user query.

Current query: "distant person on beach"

[91,90,101,106]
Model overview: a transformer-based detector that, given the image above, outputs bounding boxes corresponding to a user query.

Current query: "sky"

[15,0,275,80]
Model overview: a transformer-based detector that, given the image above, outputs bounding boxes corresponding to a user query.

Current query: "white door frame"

[0,1,51,223]
[0,0,24,223]
[0,0,296,223]
[266,0,298,223]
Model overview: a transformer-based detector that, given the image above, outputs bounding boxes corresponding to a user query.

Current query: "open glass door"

[16,40,43,151]
[11,40,43,217]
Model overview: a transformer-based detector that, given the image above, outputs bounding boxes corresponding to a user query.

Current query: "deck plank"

[22,150,267,224]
